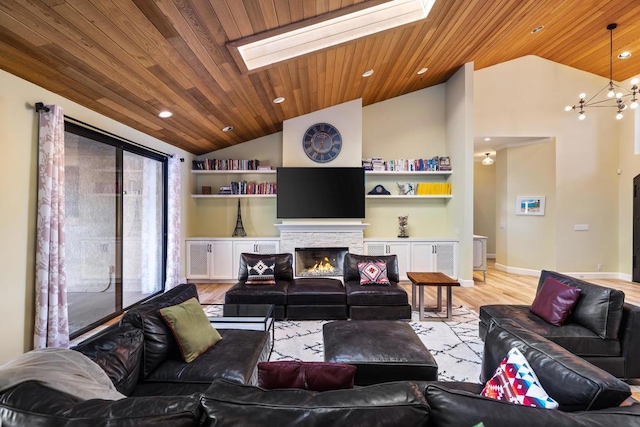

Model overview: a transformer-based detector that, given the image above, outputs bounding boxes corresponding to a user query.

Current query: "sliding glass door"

[64,122,167,337]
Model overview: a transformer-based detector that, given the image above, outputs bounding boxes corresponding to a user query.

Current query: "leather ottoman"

[323,320,438,385]
[286,278,347,320]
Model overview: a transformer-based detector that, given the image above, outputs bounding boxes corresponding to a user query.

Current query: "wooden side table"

[407,272,460,321]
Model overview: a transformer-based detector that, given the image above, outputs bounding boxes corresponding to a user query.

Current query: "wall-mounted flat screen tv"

[276,167,365,219]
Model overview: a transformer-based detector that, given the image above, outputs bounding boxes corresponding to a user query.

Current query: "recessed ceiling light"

[273,96,286,104]
[531,25,544,34]
[362,69,374,77]
[417,67,428,75]
[222,126,234,132]
[484,137,491,141]
[618,51,632,59]
[158,111,173,118]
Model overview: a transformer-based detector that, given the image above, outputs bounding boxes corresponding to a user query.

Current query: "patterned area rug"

[271,306,483,383]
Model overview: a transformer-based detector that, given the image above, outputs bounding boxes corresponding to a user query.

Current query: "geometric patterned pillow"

[481,347,559,409]
[357,261,391,286]
[246,257,276,284]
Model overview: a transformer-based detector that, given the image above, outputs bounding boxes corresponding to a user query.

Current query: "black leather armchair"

[342,253,411,319]
[225,253,294,319]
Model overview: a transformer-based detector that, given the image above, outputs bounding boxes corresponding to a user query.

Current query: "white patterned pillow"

[246,257,276,284]
[357,261,391,285]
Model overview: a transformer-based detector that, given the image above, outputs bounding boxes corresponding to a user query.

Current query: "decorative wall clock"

[302,122,342,163]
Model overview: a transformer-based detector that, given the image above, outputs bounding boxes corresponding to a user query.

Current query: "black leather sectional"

[3,278,640,425]
[225,252,412,320]
[479,270,640,379]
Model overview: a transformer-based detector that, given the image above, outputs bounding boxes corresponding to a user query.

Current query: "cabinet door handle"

[207,244,211,252]
[386,244,390,254]
[254,244,258,252]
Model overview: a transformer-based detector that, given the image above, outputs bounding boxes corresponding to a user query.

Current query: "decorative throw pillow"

[530,277,582,326]
[159,297,222,363]
[246,257,276,284]
[481,347,558,409]
[257,361,356,392]
[358,261,391,285]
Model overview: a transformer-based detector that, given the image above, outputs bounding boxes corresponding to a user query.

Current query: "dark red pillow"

[257,361,356,392]
[530,277,582,326]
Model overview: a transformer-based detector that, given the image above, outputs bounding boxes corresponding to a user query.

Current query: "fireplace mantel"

[275,222,369,233]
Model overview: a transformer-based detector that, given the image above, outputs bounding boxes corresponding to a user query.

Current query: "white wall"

[475,56,620,274]
[283,99,362,167]
[0,69,192,364]
[617,76,640,279]
[362,84,451,238]
[474,162,496,255]
[446,63,475,283]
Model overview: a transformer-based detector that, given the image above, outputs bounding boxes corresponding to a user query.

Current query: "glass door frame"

[65,121,169,339]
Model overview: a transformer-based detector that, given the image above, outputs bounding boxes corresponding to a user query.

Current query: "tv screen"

[277,167,365,219]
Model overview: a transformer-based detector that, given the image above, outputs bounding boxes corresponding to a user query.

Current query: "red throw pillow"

[530,277,581,326]
[257,361,356,392]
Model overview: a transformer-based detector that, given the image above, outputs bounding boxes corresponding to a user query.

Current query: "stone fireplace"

[276,222,368,278]
[295,247,348,277]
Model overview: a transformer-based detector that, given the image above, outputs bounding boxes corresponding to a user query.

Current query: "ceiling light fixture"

[222,126,234,132]
[481,153,494,166]
[273,97,286,104]
[417,67,428,75]
[565,23,638,121]
[618,51,632,59]
[158,111,173,118]
[235,0,435,70]
[531,25,544,34]
[484,137,491,141]
[362,69,374,77]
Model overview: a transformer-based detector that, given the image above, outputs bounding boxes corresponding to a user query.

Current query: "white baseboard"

[494,263,540,276]
[494,264,632,281]
[487,253,496,259]
[459,278,475,287]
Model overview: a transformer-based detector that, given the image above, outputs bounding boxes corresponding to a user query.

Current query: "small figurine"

[398,214,409,238]
[396,182,415,195]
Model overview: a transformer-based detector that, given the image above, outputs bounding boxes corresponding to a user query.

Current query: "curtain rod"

[34,102,184,162]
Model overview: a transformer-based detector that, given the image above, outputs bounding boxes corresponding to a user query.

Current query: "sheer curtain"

[165,155,181,290]
[34,105,69,348]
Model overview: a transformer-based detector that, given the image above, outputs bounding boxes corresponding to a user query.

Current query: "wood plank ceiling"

[0,0,639,155]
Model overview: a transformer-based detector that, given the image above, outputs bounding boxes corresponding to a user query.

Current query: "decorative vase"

[398,214,409,238]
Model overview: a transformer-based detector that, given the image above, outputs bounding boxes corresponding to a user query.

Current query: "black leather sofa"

[199,316,640,426]
[225,252,412,320]
[3,288,640,426]
[479,270,640,379]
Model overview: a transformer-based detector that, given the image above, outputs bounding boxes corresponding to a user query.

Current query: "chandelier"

[565,23,638,120]
[481,153,494,166]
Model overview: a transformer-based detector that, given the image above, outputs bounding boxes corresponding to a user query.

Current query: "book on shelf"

[229,181,277,195]
[192,158,262,171]
[416,182,451,195]
[368,156,451,172]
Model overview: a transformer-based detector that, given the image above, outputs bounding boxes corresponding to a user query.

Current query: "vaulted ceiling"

[1,0,639,155]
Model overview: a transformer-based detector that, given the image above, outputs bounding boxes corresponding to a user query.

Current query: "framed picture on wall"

[516,196,545,216]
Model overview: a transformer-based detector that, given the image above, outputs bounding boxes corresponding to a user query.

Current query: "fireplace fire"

[295,247,348,278]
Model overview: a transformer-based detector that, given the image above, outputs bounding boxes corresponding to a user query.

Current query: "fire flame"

[307,256,336,272]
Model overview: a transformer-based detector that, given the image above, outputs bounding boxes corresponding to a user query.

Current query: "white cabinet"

[473,235,487,280]
[364,241,411,281]
[185,240,233,280]
[364,239,457,281]
[232,239,280,279]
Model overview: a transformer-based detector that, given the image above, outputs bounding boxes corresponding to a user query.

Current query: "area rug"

[271,306,483,383]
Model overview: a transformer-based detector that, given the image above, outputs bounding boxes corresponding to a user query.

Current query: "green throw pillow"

[159,297,222,363]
